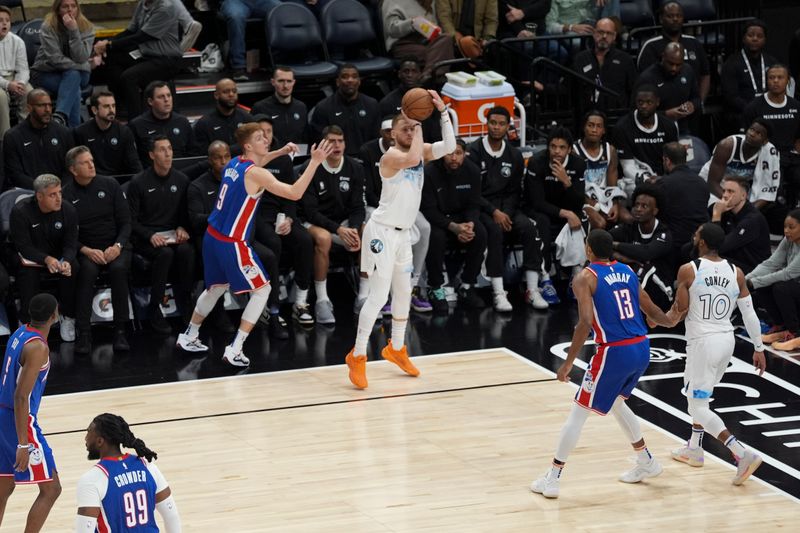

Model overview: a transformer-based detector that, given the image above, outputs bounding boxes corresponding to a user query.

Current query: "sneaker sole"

[530,484,558,498]
[620,462,663,483]
[222,356,249,367]
[671,454,704,467]
[177,342,208,353]
[411,304,433,313]
[293,315,314,325]
[733,456,763,486]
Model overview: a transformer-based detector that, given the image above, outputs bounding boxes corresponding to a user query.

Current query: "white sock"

[462,283,471,289]
[490,277,504,295]
[525,270,540,292]
[315,280,329,302]
[541,272,551,282]
[549,460,564,480]
[689,427,704,449]
[184,322,201,339]
[231,329,249,353]
[724,435,747,460]
[295,284,308,306]
[391,319,407,350]
[358,277,370,299]
[411,272,421,288]
[354,328,370,357]
[634,444,653,464]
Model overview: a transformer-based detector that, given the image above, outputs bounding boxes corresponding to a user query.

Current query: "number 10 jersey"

[685,258,740,341]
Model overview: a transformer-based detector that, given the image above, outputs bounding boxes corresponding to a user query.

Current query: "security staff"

[62,146,131,354]
[127,135,194,334]
[193,78,254,152]
[3,89,74,190]
[9,174,78,334]
[73,90,142,178]
[309,65,380,157]
[251,66,308,144]
[720,20,777,116]
[129,81,196,165]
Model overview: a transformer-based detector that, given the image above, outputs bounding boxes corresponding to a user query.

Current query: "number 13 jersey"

[685,258,740,340]
[586,261,647,344]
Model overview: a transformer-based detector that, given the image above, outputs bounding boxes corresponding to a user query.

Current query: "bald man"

[635,42,700,133]
[193,78,254,153]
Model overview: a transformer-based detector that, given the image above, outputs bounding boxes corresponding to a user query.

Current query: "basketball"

[402,88,434,121]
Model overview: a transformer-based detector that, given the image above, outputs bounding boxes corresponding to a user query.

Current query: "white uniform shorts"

[360,220,413,279]
[683,332,735,399]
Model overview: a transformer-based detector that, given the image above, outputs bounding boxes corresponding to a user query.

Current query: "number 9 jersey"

[585,261,647,344]
[76,454,167,532]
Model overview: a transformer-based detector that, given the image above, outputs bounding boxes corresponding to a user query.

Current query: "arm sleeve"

[75,467,108,507]
[738,294,765,351]
[155,496,182,533]
[430,112,456,159]
[75,514,98,532]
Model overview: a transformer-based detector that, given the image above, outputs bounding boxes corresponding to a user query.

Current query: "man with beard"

[637,1,710,101]
[193,78,254,151]
[468,105,548,311]
[345,91,454,389]
[309,65,380,157]
[75,413,181,532]
[721,20,779,117]
[613,85,679,197]
[572,18,637,113]
[610,184,674,309]
[635,42,700,134]
[73,90,142,177]
[251,66,308,145]
[129,81,197,165]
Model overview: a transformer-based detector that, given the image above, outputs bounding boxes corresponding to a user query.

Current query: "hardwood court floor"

[4,350,797,531]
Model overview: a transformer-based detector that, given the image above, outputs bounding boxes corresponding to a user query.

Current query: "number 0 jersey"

[585,261,647,344]
[685,258,740,341]
[208,156,264,241]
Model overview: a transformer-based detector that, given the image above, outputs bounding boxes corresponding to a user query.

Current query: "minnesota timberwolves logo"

[369,239,384,254]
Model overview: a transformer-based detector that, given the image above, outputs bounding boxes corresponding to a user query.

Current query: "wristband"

[17,444,31,450]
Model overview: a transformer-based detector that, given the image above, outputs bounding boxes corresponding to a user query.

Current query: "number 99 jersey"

[585,261,647,344]
[77,454,167,532]
[685,258,739,341]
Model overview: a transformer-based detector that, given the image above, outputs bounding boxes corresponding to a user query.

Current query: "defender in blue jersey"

[0,293,61,532]
[76,413,181,532]
[531,230,674,499]
[175,123,333,367]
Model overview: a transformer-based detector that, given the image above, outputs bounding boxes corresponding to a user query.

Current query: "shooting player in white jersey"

[666,223,767,485]
[345,90,456,389]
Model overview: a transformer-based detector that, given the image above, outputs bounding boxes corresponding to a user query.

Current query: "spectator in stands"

[0,6,32,137]
[498,0,549,39]
[572,110,627,228]
[743,64,800,207]
[9,174,78,340]
[709,175,770,274]
[613,84,678,197]
[129,80,196,165]
[544,0,619,36]
[127,135,194,334]
[635,42,700,134]
[3,89,74,190]
[435,0,497,59]
[637,1,710,101]
[524,127,587,302]
[309,65,380,157]
[173,0,202,52]
[610,184,674,309]
[93,0,183,119]
[721,20,777,120]
[298,125,365,325]
[62,145,131,353]
[220,0,279,81]
[655,142,708,263]
[700,118,783,233]
[421,139,487,312]
[378,58,441,142]
[571,18,637,113]
[467,106,548,311]
[746,208,800,351]
[31,0,94,127]
[73,90,142,177]
[185,140,236,333]
[382,0,454,80]
[251,66,308,144]
[193,78,253,151]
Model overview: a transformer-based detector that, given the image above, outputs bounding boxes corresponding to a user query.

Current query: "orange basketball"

[401,88,434,121]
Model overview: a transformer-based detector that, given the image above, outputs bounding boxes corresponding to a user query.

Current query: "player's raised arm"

[13,340,48,472]
[251,140,333,201]
[557,269,595,382]
[423,91,456,163]
[735,265,767,375]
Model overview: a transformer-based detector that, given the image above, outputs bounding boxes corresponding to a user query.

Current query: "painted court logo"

[369,239,384,254]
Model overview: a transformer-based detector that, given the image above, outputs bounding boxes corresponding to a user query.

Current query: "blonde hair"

[44,0,92,33]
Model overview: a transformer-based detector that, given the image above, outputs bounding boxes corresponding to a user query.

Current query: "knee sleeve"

[687,397,726,438]
[194,285,228,317]
[241,285,270,323]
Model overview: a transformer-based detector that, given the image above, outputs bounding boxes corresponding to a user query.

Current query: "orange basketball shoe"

[381,341,420,377]
[345,349,368,389]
